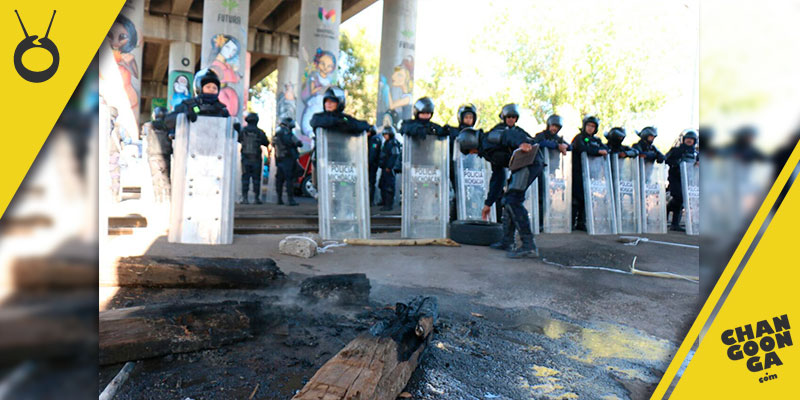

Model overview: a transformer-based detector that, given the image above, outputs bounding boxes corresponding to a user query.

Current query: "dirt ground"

[100,228,699,399]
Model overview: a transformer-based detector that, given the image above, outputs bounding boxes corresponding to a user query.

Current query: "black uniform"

[665,141,698,230]
[165,93,231,133]
[399,118,447,139]
[632,139,665,163]
[142,114,172,203]
[378,134,402,210]
[368,130,382,205]
[310,110,372,134]
[274,124,302,205]
[239,115,270,204]
[570,129,610,231]
[490,123,544,257]
[606,138,639,158]
[444,122,479,221]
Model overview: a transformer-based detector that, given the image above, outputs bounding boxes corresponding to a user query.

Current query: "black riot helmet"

[638,126,658,140]
[457,104,477,127]
[582,115,599,129]
[499,103,520,120]
[151,106,166,121]
[605,127,626,143]
[456,127,480,152]
[682,129,699,143]
[323,86,346,112]
[413,97,435,119]
[547,114,563,129]
[193,68,220,94]
[382,125,397,138]
[245,112,259,124]
[280,117,296,129]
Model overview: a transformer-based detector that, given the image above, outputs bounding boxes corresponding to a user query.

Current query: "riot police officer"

[482,104,543,258]
[378,126,402,211]
[605,127,639,158]
[367,126,381,206]
[399,97,448,139]
[570,115,610,231]
[480,104,518,222]
[310,87,372,133]
[533,114,571,154]
[720,125,767,162]
[632,127,665,163]
[166,68,232,131]
[239,112,270,204]
[274,117,302,206]
[142,106,172,202]
[665,129,699,231]
[444,104,479,221]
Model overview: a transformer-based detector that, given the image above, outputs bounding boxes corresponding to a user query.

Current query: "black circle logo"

[14,10,59,83]
[181,57,190,67]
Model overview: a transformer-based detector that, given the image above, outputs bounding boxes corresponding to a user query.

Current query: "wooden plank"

[292,297,438,400]
[102,256,286,288]
[99,301,259,365]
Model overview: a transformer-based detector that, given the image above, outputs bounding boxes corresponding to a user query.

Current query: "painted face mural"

[299,48,338,140]
[107,14,139,113]
[379,56,414,129]
[170,74,192,110]
[209,34,242,116]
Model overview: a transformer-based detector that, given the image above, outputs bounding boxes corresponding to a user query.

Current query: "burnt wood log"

[101,256,285,288]
[99,300,260,365]
[299,274,371,305]
[292,296,438,400]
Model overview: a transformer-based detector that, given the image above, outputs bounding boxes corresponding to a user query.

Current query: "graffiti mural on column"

[378,55,413,129]
[277,82,297,122]
[299,48,337,138]
[107,6,142,119]
[376,0,417,129]
[168,72,192,111]
[201,0,249,118]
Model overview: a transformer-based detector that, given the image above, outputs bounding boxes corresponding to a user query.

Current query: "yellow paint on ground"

[532,365,560,377]
[578,323,673,363]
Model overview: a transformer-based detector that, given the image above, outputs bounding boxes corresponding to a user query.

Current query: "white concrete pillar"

[375,0,417,129]
[201,0,250,120]
[107,0,145,126]
[166,41,195,111]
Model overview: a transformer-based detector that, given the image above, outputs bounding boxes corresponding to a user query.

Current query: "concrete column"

[166,41,195,111]
[375,0,417,129]
[108,0,144,125]
[276,55,299,123]
[201,0,250,119]
[295,0,342,153]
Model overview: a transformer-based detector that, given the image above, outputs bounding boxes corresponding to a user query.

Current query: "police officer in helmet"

[310,86,372,134]
[273,117,302,206]
[605,127,639,158]
[632,126,665,163]
[399,97,448,139]
[665,129,699,231]
[165,68,232,131]
[445,103,480,220]
[378,126,402,211]
[570,115,610,231]
[239,112,269,204]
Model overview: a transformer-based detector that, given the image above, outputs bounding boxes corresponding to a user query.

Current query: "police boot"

[276,186,284,205]
[241,187,249,204]
[670,209,684,232]
[507,209,539,259]
[490,206,515,251]
[253,185,263,204]
[287,195,298,206]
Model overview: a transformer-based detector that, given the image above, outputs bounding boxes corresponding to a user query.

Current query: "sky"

[342,0,700,150]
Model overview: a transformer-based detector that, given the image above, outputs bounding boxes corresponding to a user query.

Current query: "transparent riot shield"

[611,156,641,234]
[265,143,278,204]
[525,180,540,234]
[581,153,617,235]
[454,141,495,222]
[169,115,237,244]
[541,149,572,233]
[639,159,668,234]
[401,136,449,238]
[680,160,700,235]
[315,128,370,240]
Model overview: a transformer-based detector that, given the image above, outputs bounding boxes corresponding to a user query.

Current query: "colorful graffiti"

[378,55,414,129]
[299,48,337,138]
[107,14,139,114]
[167,71,192,111]
[208,33,242,117]
[318,7,336,22]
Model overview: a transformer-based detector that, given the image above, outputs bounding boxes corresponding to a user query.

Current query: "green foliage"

[249,70,277,104]
[339,27,379,122]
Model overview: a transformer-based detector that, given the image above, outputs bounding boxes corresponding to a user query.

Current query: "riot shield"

[169,115,237,244]
[454,141,495,222]
[315,128,370,240]
[541,149,572,233]
[680,160,700,235]
[611,155,641,234]
[401,136,449,238]
[581,153,617,235]
[265,142,278,204]
[525,180,540,234]
[639,159,667,234]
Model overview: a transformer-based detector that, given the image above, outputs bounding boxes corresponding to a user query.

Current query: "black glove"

[233,122,241,133]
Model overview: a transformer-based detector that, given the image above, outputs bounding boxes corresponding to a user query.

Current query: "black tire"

[449,220,503,246]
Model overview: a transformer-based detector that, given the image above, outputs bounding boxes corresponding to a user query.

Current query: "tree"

[339,27,379,122]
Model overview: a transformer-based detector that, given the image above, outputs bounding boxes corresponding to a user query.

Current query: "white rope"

[541,255,698,283]
[619,235,699,249]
